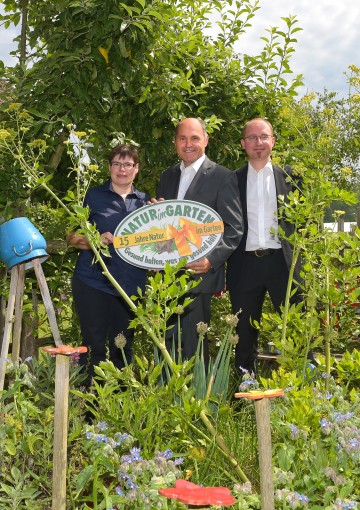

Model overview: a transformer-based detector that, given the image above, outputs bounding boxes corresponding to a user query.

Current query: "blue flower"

[96,421,108,431]
[284,386,295,392]
[320,417,333,434]
[156,449,173,460]
[334,499,357,509]
[115,486,124,496]
[96,434,108,443]
[295,491,309,503]
[129,447,142,460]
[289,424,301,440]
[118,472,139,490]
[238,378,256,391]
[114,432,132,446]
[334,412,354,422]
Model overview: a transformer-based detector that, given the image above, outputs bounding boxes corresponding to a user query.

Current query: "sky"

[234,0,359,98]
[0,1,359,98]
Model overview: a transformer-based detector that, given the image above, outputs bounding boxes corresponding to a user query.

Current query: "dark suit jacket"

[157,156,244,293]
[227,163,300,290]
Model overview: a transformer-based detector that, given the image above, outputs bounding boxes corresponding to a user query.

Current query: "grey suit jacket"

[157,156,244,293]
[227,163,301,290]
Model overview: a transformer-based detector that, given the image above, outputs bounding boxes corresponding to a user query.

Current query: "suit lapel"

[237,164,248,226]
[168,164,181,198]
[273,165,288,197]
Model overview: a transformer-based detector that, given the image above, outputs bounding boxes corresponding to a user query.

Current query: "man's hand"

[186,257,212,274]
[147,197,165,205]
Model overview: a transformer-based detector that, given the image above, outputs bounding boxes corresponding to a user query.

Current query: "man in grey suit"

[156,117,243,366]
[227,118,301,374]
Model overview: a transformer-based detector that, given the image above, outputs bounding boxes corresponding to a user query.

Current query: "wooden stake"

[11,264,25,363]
[254,398,274,510]
[52,354,70,510]
[32,258,62,347]
[0,266,20,392]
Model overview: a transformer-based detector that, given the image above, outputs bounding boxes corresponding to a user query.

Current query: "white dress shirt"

[177,154,206,199]
[245,162,281,251]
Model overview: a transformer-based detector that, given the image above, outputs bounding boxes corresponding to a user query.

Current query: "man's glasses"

[110,162,136,169]
[243,134,273,142]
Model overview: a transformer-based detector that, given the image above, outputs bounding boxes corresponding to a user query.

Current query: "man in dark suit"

[227,118,301,373]
[156,117,243,366]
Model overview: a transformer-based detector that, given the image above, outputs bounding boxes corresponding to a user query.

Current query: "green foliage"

[0,0,303,204]
[0,353,257,508]
[72,423,183,509]
[255,94,360,381]
[132,260,198,344]
[268,377,360,508]
[0,355,84,509]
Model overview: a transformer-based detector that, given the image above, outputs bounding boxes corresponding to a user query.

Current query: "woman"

[67,144,149,385]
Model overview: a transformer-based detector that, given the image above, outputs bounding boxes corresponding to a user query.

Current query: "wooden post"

[254,398,274,510]
[11,264,25,363]
[234,389,284,510]
[20,284,39,360]
[42,345,86,510]
[52,354,70,510]
[337,217,345,232]
[0,267,8,344]
[356,206,360,229]
[32,258,62,347]
[0,266,20,392]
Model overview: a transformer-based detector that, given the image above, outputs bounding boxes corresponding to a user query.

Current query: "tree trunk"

[48,132,67,170]
[19,0,29,67]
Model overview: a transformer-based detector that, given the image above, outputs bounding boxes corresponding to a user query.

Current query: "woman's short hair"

[108,144,139,165]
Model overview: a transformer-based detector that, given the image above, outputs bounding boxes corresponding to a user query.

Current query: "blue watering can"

[0,217,49,269]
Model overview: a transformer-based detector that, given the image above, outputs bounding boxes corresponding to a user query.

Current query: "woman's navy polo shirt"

[73,180,150,297]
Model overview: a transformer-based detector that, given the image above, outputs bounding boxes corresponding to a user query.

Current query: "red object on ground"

[42,345,87,355]
[159,479,235,506]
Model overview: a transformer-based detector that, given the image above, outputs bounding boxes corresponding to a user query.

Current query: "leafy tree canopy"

[0,0,303,201]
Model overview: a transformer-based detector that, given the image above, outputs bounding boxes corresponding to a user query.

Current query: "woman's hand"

[66,231,91,250]
[100,231,114,246]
